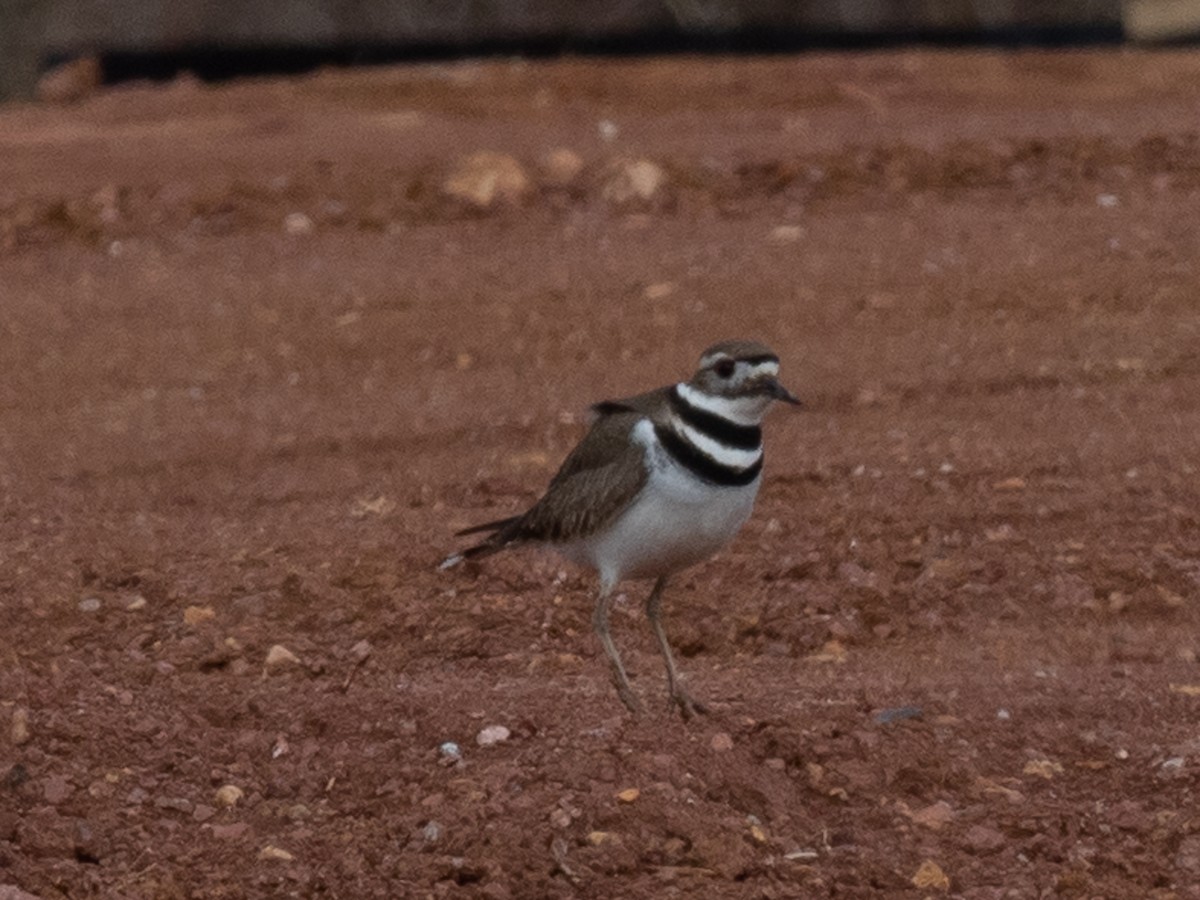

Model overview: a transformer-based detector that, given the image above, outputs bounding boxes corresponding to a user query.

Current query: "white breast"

[562,418,761,588]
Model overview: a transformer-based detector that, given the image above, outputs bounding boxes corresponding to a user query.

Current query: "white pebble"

[476,725,511,746]
[79,597,102,612]
[283,212,314,235]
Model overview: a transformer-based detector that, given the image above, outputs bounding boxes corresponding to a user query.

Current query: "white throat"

[675,382,769,426]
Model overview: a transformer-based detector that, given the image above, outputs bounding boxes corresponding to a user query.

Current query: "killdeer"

[441,340,800,719]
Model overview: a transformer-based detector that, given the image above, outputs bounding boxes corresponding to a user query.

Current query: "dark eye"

[715,360,736,379]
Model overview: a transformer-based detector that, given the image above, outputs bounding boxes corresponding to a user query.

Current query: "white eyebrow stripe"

[747,360,780,377]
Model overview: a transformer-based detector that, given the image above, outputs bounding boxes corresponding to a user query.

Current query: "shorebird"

[442,340,800,718]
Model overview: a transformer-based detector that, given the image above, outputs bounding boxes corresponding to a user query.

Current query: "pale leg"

[593,583,641,714]
[645,576,707,720]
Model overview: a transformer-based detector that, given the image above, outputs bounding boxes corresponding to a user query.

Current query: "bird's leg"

[592,584,641,714]
[645,576,708,720]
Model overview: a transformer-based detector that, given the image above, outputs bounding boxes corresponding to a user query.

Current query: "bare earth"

[2,49,1200,898]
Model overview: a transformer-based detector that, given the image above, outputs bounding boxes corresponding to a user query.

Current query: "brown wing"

[515,408,651,543]
[449,387,671,560]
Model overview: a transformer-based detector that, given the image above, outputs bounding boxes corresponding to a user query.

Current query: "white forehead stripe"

[676,382,763,426]
[748,360,780,377]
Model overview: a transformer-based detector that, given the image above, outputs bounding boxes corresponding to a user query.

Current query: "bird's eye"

[714,360,736,379]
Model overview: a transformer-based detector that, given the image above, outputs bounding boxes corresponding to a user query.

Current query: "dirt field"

[3,49,1200,898]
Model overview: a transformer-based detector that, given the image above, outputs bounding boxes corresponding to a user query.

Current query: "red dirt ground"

[3,49,1200,898]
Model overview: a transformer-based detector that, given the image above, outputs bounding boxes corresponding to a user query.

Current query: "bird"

[441,339,801,719]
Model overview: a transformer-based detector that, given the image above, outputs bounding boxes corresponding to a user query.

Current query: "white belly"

[561,419,761,586]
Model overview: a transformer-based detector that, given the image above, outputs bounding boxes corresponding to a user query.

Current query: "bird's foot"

[668,686,709,721]
[613,678,643,715]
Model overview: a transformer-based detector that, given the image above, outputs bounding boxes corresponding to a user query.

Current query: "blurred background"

[3,0,1199,102]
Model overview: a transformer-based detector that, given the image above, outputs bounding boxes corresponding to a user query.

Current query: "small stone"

[549,808,572,828]
[962,824,1006,855]
[769,225,804,243]
[183,605,215,626]
[125,595,147,611]
[615,788,640,804]
[264,644,300,669]
[443,152,531,208]
[601,159,667,206]
[642,282,675,301]
[0,883,45,900]
[1176,834,1200,872]
[79,597,102,613]
[1022,759,1063,779]
[476,725,511,746]
[422,821,443,843]
[283,212,314,235]
[192,804,216,822]
[912,859,950,890]
[907,800,955,831]
[597,119,619,141]
[540,148,584,188]
[258,845,294,861]
[349,639,372,662]
[214,784,244,807]
[208,822,249,840]
[44,774,72,804]
[806,640,847,663]
[126,787,149,805]
[749,824,767,843]
[438,742,463,765]
[37,55,102,104]
[764,757,786,771]
[710,732,734,752]
[10,708,30,745]
[154,796,193,814]
[587,831,611,846]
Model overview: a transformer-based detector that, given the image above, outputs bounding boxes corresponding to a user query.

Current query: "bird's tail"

[438,515,522,570]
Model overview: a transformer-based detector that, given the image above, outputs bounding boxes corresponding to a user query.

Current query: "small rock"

[126,787,149,805]
[748,823,767,843]
[710,732,734,752]
[79,597,102,613]
[912,859,950,890]
[125,595,147,611]
[37,55,102,104]
[907,800,955,831]
[264,644,300,669]
[283,212,314,235]
[1176,834,1200,872]
[587,831,611,846]
[597,119,619,142]
[349,639,372,662]
[443,152,531,208]
[875,706,923,725]
[601,159,667,206]
[214,784,244,807]
[154,796,193,814]
[615,788,640,804]
[438,742,463,765]
[1022,759,1063,779]
[769,225,804,243]
[208,822,249,840]
[10,708,30,745]
[549,808,572,829]
[258,845,294,861]
[192,804,216,822]
[43,774,72,804]
[183,605,215,626]
[422,821,443,843]
[540,148,584,188]
[764,757,786,770]
[642,281,675,301]
[962,824,1006,855]
[476,725,511,746]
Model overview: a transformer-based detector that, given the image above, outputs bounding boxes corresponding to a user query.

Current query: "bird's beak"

[765,378,803,407]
